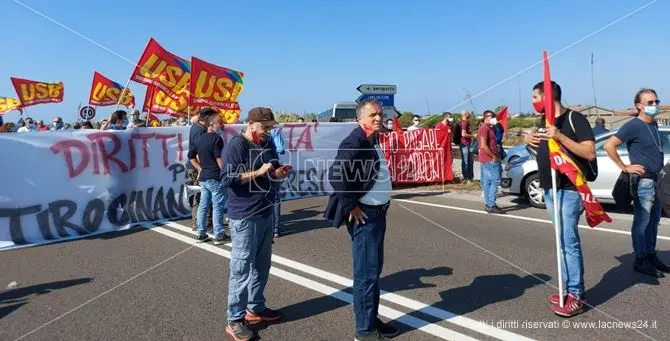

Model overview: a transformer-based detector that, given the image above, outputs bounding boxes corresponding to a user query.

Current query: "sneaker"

[244,308,282,325]
[549,293,587,306]
[376,317,399,337]
[485,206,505,214]
[551,293,584,317]
[273,231,280,238]
[648,254,670,273]
[195,234,210,243]
[226,320,254,341]
[634,257,664,278]
[355,331,385,341]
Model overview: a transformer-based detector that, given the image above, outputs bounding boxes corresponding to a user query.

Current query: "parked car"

[501,127,670,208]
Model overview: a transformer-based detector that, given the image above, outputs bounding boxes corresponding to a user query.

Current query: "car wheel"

[523,173,545,209]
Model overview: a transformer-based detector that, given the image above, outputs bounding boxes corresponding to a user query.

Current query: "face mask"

[447,117,454,123]
[490,118,497,125]
[644,106,659,117]
[216,128,223,135]
[251,130,269,144]
[533,101,545,113]
[387,123,394,130]
[181,121,187,126]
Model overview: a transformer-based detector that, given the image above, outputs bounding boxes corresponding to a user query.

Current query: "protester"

[186,108,218,232]
[479,110,504,214]
[188,114,229,244]
[458,111,475,183]
[52,117,65,130]
[270,126,287,238]
[80,120,94,129]
[524,81,595,317]
[592,117,609,136]
[324,99,398,341]
[220,107,289,340]
[17,118,34,133]
[385,119,394,131]
[297,117,305,123]
[101,110,128,130]
[407,115,421,131]
[604,88,670,277]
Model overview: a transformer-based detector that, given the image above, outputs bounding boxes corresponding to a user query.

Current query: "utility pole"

[463,88,478,114]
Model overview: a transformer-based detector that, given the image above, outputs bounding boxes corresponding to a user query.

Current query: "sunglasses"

[645,100,661,106]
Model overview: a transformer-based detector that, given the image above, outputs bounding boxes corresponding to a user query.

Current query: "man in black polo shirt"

[221,107,290,340]
[187,108,218,231]
[524,81,595,318]
[604,88,670,278]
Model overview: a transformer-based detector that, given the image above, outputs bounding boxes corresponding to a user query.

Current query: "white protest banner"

[0,122,358,250]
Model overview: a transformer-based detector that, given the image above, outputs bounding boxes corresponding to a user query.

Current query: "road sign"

[356,94,394,107]
[79,106,96,120]
[357,84,396,95]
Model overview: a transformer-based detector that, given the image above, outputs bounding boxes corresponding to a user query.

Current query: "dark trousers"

[347,204,388,336]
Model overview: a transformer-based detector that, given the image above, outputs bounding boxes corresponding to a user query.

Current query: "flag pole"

[114,77,133,112]
[551,166,564,307]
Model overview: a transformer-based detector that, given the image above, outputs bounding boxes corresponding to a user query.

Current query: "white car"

[501,127,670,208]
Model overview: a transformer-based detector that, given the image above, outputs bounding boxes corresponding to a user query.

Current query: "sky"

[1,0,668,123]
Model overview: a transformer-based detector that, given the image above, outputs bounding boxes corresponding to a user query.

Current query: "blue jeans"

[347,205,388,336]
[631,178,661,258]
[197,179,226,239]
[481,161,501,208]
[544,189,585,298]
[227,213,273,321]
[459,144,474,180]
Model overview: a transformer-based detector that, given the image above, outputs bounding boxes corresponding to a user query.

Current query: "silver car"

[501,127,670,208]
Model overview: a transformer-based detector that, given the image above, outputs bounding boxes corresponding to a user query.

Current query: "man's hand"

[258,163,274,176]
[624,164,645,175]
[545,125,563,141]
[524,132,544,148]
[274,165,293,179]
[348,206,368,225]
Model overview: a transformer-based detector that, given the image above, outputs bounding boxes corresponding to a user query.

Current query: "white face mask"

[490,118,498,125]
[447,117,454,123]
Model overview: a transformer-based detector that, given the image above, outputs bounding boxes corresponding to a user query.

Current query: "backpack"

[566,111,599,182]
[452,122,462,145]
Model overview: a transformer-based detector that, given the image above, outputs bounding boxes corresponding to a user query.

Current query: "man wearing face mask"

[324,99,398,341]
[524,81,595,317]
[101,110,128,130]
[407,115,421,131]
[221,107,291,340]
[479,110,504,214]
[385,119,394,131]
[604,88,670,278]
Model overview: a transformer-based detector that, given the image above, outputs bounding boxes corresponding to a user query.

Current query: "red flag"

[542,50,611,227]
[497,106,509,132]
[392,113,403,133]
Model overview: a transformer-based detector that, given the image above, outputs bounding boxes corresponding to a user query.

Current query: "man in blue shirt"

[592,118,609,136]
[270,127,287,238]
[221,107,291,340]
[604,88,670,278]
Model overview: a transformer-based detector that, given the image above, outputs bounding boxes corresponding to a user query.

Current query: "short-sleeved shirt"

[478,124,499,163]
[188,132,224,181]
[537,110,595,190]
[186,123,207,171]
[615,118,664,174]
[460,121,472,146]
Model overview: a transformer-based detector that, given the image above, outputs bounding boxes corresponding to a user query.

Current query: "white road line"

[162,221,536,341]
[395,199,670,242]
[149,224,483,341]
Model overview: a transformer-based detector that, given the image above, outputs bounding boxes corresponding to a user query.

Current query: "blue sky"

[1,0,667,123]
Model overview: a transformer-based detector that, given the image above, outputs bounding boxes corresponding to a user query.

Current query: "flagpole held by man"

[524,50,610,317]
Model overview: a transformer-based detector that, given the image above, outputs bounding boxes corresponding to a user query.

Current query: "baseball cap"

[247,107,278,127]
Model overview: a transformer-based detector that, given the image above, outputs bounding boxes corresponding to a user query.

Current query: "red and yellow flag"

[189,56,244,110]
[89,71,135,107]
[131,38,190,101]
[542,51,611,227]
[10,77,64,107]
[0,97,22,115]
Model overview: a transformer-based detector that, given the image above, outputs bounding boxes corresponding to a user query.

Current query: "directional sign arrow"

[357,84,397,95]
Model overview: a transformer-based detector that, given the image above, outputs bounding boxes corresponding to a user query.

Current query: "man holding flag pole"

[525,51,610,317]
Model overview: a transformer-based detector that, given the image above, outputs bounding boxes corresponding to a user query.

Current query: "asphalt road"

[1,191,669,341]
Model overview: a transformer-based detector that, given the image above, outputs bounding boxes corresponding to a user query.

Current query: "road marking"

[149,224,483,341]
[395,199,670,242]
[162,221,536,341]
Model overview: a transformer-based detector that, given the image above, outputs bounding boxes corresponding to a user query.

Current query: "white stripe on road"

[395,199,670,242]
[163,221,536,341]
[149,224,482,341]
